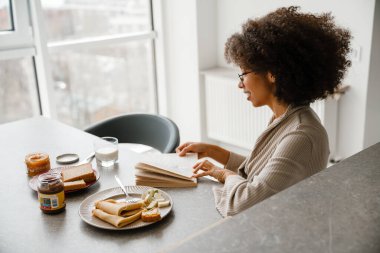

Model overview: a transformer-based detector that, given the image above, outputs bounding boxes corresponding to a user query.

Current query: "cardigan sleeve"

[213,131,314,217]
[224,152,246,173]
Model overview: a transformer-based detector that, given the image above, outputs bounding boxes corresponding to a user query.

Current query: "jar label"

[38,191,65,210]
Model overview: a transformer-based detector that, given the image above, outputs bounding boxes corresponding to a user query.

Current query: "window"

[0,1,36,124]
[41,0,156,129]
[0,0,157,128]
[41,0,151,42]
[49,40,156,128]
[0,0,13,31]
[0,57,39,123]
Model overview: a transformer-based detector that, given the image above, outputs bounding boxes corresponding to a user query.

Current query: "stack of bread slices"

[61,163,96,191]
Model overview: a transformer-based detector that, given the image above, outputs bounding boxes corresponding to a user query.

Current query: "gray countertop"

[164,142,380,253]
[0,117,222,253]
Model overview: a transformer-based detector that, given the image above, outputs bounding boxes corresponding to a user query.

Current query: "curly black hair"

[225,6,351,105]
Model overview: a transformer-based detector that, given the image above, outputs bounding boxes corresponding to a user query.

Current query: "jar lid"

[56,153,79,165]
[38,171,61,182]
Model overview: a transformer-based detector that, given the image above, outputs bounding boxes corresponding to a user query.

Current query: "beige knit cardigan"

[213,105,330,217]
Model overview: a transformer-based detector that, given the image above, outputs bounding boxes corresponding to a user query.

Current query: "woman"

[176,6,351,217]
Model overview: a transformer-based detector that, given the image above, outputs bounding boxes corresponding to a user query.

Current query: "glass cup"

[94,137,119,167]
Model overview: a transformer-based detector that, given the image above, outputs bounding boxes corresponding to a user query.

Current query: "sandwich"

[141,207,161,222]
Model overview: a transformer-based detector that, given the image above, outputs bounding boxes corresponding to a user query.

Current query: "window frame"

[0,0,40,119]
[0,0,33,50]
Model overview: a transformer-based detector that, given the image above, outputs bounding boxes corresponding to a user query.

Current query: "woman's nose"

[238,81,244,89]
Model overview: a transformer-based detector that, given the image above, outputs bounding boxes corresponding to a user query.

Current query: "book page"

[139,153,197,178]
[135,169,197,187]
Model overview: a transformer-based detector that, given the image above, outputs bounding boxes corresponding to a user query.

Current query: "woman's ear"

[267,72,276,83]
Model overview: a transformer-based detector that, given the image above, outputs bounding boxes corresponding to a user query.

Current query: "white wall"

[160,0,378,158]
[196,0,218,70]
[159,0,202,142]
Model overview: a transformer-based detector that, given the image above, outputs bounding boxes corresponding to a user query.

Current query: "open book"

[135,153,197,188]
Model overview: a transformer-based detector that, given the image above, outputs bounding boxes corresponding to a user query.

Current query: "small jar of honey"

[25,153,51,176]
[38,172,65,214]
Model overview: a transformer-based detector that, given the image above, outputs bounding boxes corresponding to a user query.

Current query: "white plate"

[79,186,173,230]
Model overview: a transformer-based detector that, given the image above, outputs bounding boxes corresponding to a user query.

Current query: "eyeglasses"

[238,71,254,83]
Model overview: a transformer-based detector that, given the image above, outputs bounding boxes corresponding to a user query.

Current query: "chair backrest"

[84,114,180,153]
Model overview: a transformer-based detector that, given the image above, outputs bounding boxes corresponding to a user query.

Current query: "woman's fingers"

[193,160,214,174]
[176,142,190,152]
[176,142,209,158]
[175,143,187,154]
[176,142,195,156]
[192,162,201,173]
[193,160,207,174]
[192,171,209,178]
[192,161,212,178]
[192,161,201,169]
[191,159,228,182]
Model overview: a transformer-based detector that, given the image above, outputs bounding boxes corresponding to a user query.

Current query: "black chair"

[84,114,180,153]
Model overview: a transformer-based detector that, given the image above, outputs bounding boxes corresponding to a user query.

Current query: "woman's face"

[238,68,275,107]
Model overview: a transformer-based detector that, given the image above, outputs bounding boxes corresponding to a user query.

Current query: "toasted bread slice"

[141,208,161,222]
[64,179,87,191]
[62,163,96,183]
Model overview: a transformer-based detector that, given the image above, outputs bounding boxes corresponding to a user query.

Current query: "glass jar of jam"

[37,172,65,214]
[25,153,51,176]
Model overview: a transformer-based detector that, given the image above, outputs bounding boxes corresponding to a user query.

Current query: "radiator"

[202,68,337,156]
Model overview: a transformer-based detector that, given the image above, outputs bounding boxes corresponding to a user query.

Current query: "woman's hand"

[176,142,231,165]
[176,142,211,159]
[192,160,237,183]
